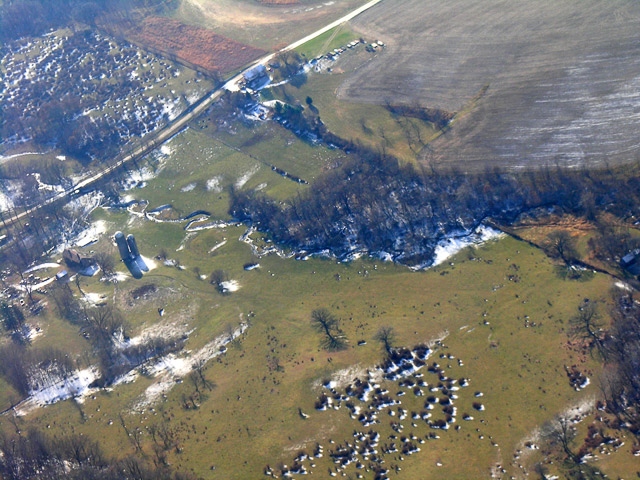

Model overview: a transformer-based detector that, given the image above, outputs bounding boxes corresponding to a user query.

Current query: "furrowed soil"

[339,0,640,170]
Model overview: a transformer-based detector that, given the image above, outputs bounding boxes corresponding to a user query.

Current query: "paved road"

[6,0,384,224]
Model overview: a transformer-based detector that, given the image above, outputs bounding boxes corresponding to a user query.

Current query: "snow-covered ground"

[15,367,101,416]
[220,280,240,293]
[206,176,223,192]
[57,217,108,251]
[235,165,260,189]
[23,263,60,274]
[132,322,249,411]
[431,225,504,267]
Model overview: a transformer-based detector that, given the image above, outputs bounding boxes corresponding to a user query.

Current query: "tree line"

[0,0,175,43]
[0,427,197,480]
[230,148,640,267]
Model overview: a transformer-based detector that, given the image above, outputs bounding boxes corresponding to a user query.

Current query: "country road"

[6,0,384,225]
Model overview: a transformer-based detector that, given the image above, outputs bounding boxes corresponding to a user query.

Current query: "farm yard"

[265,35,443,162]
[340,0,640,170]
[0,28,214,164]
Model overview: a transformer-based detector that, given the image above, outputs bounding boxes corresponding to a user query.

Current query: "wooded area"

[231,150,640,267]
[0,0,174,43]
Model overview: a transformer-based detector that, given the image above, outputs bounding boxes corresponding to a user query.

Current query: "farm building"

[115,231,132,261]
[62,249,94,269]
[621,249,640,276]
[243,64,269,89]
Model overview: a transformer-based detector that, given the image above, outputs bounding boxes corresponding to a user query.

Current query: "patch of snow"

[15,367,100,416]
[139,255,157,271]
[209,239,227,253]
[181,182,196,192]
[81,292,108,305]
[123,165,164,190]
[614,281,633,292]
[235,165,260,189]
[24,263,60,274]
[14,276,56,292]
[431,226,504,267]
[132,323,248,411]
[220,280,240,293]
[65,219,108,249]
[206,176,223,192]
[102,272,128,283]
[160,144,173,157]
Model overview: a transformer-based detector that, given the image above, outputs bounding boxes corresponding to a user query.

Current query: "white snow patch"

[15,367,100,416]
[14,276,56,292]
[160,144,173,157]
[209,239,227,253]
[220,280,240,293]
[431,226,504,267]
[140,255,157,271]
[235,165,260,189]
[67,219,108,248]
[81,292,108,305]
[206,176,223,192]
[614,281,633,292]
[132,323,248,411]
[24,263,60,274]
[123,165,163,190]
[181,182,196,192]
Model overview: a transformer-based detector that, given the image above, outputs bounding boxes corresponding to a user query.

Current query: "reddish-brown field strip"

[125,16,266,74]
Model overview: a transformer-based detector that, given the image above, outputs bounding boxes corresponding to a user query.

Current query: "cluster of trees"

[539,292,640,475]
[2,30,183,162]
[0,428,197,480]
[270,51,305,84]
[0,301,27,343]
[0,0,175,43]
[601,291,640,438]
[230,149,640,267]
[384,103,454,130]
[0,344,73,397]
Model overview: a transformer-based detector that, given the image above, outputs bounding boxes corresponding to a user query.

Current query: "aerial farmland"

[341,0,640,169]
[0,1,640,479]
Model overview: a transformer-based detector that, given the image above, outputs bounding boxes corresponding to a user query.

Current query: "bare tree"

[543,231,579,264]
[374,326,395,356]
[540,414,579,463]
[93,252,115,277]
[569,301,605,357]
[311,308,347,351]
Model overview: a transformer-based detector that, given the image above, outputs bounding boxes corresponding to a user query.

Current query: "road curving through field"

[5,0,384,225]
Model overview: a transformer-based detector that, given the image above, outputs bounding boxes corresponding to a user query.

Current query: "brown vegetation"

[123,17,266,74]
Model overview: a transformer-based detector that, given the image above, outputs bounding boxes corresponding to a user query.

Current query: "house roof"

[63,248,91,265]
[244,64,267,82]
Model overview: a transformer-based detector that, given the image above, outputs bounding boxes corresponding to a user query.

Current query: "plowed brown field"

[340,0,640,170]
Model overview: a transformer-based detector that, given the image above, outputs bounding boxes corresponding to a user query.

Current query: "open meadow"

[2,105,638,478]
